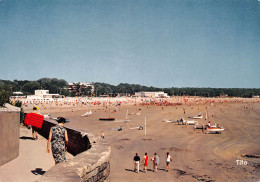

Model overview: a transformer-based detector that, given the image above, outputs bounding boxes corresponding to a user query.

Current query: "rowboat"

[99,97,115,121]
[188,113,203,119]
[184,120,199,125]
[177,118,198,125]
[205,126,225,134]
[99,117,115,121]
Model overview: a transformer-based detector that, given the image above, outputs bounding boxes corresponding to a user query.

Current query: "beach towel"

[24,113,44,129]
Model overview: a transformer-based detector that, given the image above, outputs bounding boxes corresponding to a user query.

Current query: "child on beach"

[143,153,148,173]
[166,152,172,172]
[151,152,159,172]
[100,131,104,139]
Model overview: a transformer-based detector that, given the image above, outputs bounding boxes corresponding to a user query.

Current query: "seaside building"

[100,93,131,97]
[135,91,168,98]
[27,90,64,99]
[13,90,64,103]
[10,91,26,100]
[10,90,64,104]
[67,82,95,95]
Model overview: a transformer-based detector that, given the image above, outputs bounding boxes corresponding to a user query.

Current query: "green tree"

[14,101,25,123]
[0,90,10,106]
[85,86,93,96]
[23,81,41,94]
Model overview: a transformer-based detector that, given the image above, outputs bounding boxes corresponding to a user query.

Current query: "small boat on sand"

[99,117,115,121]
[188,113,203,119]
[81,110,92,117]
[177,118,198,125]
[99,97,115,121]
[205,125,225,134]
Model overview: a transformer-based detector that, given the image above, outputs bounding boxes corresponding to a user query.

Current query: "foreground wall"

[0,104,20,166]
[37,119,111,182]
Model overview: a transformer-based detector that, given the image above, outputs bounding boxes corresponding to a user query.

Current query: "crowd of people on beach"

[133,152,172,174]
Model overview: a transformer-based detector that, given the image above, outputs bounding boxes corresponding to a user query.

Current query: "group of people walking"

[133,152,173,173]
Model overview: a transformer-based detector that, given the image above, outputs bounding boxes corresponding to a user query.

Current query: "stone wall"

[36,119,91,156]
[37,119,111,182]
[0,105,20,166]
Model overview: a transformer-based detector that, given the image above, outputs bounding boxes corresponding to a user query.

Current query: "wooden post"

[145,116,147,136]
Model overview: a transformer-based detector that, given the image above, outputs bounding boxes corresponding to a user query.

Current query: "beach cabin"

[135,91,169,98]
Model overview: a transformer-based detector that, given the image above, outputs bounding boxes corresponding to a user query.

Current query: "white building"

[27,90,64,99]
[10,90,64,103]
[135,91,168,98]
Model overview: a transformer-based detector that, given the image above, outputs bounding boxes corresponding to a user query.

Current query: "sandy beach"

[22,97,260,182]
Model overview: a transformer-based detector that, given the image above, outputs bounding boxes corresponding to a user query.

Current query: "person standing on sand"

[47,117,69,164]
[100,131,104,139]
[143,152,148,173]
[208,121,211,127]
[151,152,159,172]
[166,152,172,172]
[133,153,140,173]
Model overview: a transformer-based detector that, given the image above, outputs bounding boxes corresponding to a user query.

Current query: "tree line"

[0,78,260,104]
[94,82,260,98]
[0,78,69,96]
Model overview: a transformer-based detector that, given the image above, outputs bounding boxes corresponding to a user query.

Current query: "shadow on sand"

[125,169,145,173]
[20,136,34,140]
[125,169,135,173]
[31,168,46,175]
[158,168,167,172]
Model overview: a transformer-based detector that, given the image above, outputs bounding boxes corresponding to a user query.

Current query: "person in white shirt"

[166,152,172,172]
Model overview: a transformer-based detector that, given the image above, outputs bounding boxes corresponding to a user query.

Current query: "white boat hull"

[81,110,92,117]
[184,120,198,125]
[206,127,225,134]
[189,116,203,119]
[207,128,224,132]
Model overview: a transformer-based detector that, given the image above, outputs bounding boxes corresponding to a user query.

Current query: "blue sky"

[0,0,259,88]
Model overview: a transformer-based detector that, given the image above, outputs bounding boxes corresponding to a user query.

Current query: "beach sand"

[24,98,260,182]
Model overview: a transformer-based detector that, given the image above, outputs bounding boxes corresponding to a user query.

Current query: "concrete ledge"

[0,103,21,112]
[37,119,111,182]
[0,109,20,166]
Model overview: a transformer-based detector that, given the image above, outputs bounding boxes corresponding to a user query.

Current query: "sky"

[0,0,259,88]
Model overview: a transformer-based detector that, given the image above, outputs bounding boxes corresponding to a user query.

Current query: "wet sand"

[24,98,260,182]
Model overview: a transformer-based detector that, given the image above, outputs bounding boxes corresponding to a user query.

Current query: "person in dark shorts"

[166,152,172,172]
[133,153,140,173]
